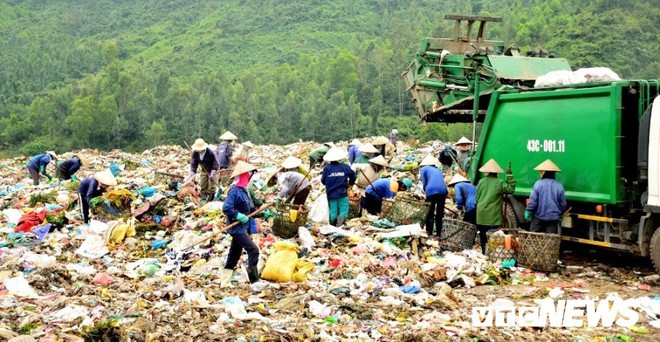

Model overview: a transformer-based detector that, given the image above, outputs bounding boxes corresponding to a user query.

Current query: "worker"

[419,155,448,238]
[281,156,312,180]
[321,147,356,226]
[26,151,57,186]
[216,131,237,169]
[309,142,333,169]
[347,139,362,165]
[525,159,567,234]
[438,143,457,175]
[448,173,477,225]
[454,137,473,172]
[187,138,219,202]
[372,136,390,158]
[389,129,398,152]
[78,170,117,224]
[476,159,516,254]
[352,155,388,197]
[56,155,87,182]
[233,141,254,163]
[353,143,379,164]
[266,166,312,206]
[361,177,413,215]
[221,161,261,287]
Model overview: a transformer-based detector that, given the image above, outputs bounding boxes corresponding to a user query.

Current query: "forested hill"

[0,0,658,156]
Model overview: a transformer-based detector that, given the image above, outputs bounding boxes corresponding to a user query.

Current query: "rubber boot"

[336,216,345,227]
[330,218,337,226]
[220,268,234,288]
[247,266,260,284]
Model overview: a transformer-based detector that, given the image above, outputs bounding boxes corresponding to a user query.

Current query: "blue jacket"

[223,185,254,235]
[190,148,219,174]
[420,165,448,197]
[365,178,397,199]
[526,178,567,221]
[215,142,233,168]
[348,145,362,164]
[454,181,477,212]
[78,176,104,205]
[27,154,52,171]
[59,158,82,175]
[321,162,356,200]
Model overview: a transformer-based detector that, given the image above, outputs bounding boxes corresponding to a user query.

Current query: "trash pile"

[1,141,659,341]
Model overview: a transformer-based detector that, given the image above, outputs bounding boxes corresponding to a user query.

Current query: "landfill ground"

[1,141,659,342]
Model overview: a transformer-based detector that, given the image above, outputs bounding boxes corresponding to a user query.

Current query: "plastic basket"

[486,228,520,262]
[271,203,308,239]
[438,219,478,252]
[517,231,561,272]
[380,197,430,227]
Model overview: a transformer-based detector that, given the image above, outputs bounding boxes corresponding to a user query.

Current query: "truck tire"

[502,202,517,228]
[650,227,660,273]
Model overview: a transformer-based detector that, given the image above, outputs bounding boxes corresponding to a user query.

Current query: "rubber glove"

[39,165,45,173]
[209,170,216,179]
[262,209,275,219]
[235,213,249,224]
[524,210,532,222]
[71,174,78,182]
[45,174,53,181]
[276,197,283,205]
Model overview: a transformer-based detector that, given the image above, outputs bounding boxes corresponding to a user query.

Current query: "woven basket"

[348,198,361,219]
[380,198,430,227]
[216,169,233,187]
[439,219,478,252]
[517,231,561,272]
[271,203,308,239]
[486,228,520,262]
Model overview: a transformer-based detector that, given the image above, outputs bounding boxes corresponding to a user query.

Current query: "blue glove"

[236,213,249,224]
[524,210,532,222]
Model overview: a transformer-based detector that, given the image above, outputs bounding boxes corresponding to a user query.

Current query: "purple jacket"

[190,148,219,173]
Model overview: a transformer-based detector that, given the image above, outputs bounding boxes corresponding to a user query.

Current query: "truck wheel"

[650,228,660,273]
[502,202,517,228]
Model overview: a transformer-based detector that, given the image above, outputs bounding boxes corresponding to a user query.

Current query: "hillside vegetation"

[0,0,657,155]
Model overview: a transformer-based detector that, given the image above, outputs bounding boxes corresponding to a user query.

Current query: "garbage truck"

[402,15,660,270]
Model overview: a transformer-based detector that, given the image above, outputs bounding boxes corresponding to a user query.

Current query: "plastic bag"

[309,193,329,223]
[261,241,299,282]
[292,260,314,282]
[109,221,136,244]
[297,227,316,250]
[4,277,39,298]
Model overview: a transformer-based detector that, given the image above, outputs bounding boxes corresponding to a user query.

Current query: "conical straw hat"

[448,173,469,186]
[358,143,379,154]
[419,154,440,166]
[281,156,302,169]
[372,136,389,145]
[242,141,254,148]
[94,170,117,186]
[219,131,237,140]
[230,160,258,178]
[46,151,58,160]
[534,159,561,172]
[265,167,283,184]
[478,159,504,173]
[323,147,347,162]
[191,138,208,151]
[349,138,361,146]
[368,155,389,167]
[455,136,473,145]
